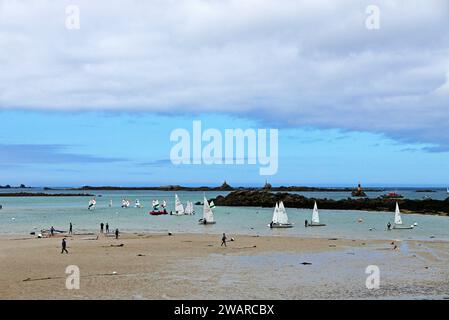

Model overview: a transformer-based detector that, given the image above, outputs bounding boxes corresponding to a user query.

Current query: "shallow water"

[174,245,449,299]
[1,189,448,241]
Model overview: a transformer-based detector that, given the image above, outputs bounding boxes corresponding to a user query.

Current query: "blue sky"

[1,110,448,187]
[1,0,449,187]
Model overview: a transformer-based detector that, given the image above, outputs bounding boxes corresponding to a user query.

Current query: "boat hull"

[308,223,326,227]
[149,211,167,216]
[392,225,413,230]
[270,224,293,228]
[198,219,216,225]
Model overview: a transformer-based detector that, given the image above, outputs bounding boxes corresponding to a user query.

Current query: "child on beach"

[221,233,227,247]
[61,238,68,254]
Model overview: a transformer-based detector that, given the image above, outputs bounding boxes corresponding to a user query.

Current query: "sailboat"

[269,201,293,228]
[149,199,167,215]
[134,199,143,208]
[88,198,96,210]
[121,199,130,208]
[190,201,195,215]
[199,197,216,224]
[392,202,414,230]
[308,201,326,227]
[184,201,195,215]
[172,194,185,215]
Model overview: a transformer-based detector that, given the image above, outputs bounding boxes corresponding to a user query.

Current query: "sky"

[1,0,449,187]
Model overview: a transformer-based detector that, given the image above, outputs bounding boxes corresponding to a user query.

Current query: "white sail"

[210,201,216,209]
[162,200,167,208]
[272,202,280,224]
[88,198,96,209]
[278,201,289,224]
[184,201,191,215]
[109,199,112,207]
[185,201,194,215]
[174,194,184,215]
[311,201,320,224]
[122,199,130,208]
[447,188,449,194]
[203,197,214,222]
[394,202,402,225]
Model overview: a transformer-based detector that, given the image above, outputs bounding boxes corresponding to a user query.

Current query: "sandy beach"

[1,232,448,300]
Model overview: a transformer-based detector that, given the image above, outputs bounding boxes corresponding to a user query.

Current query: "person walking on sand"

[221,233,227,247]
[69,222,72,235]
[61,238,68,254]
[105,223,109,234]
[100,222,104,233]
[115,228,119,239]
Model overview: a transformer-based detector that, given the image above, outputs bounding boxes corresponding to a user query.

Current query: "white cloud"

[0,0,449,148]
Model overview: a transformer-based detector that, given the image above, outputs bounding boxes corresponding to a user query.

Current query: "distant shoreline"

[47,185,386,192]
[0,192,94,197]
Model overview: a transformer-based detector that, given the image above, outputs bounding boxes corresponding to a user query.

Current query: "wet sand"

[0,233,448,299]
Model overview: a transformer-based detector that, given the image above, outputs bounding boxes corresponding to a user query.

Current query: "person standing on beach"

[305,220,308,227]
[61,238,68,254]
[100,222,104,233]
[69,222,73,235]
[115,228,119,239]
[50,226,55,237]
[105,223,109,234]
[221,233,227,247]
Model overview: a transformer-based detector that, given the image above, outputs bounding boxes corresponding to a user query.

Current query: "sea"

[1,188,448,241]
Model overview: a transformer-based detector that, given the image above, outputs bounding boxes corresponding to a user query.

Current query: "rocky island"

[60,181,384,193]
[210,190,449,216]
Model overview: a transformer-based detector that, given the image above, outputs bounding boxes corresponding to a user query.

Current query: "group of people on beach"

[57,223,228,254]
[56,222,120,254]
[99,222,119,239]
[100,222,109,234]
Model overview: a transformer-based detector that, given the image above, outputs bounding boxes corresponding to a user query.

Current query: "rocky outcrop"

[211,190,449,216]
[218,181,233,190]
[71,184,235,191]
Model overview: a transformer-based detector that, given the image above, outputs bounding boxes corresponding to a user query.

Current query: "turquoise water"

[1,189,448,241]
